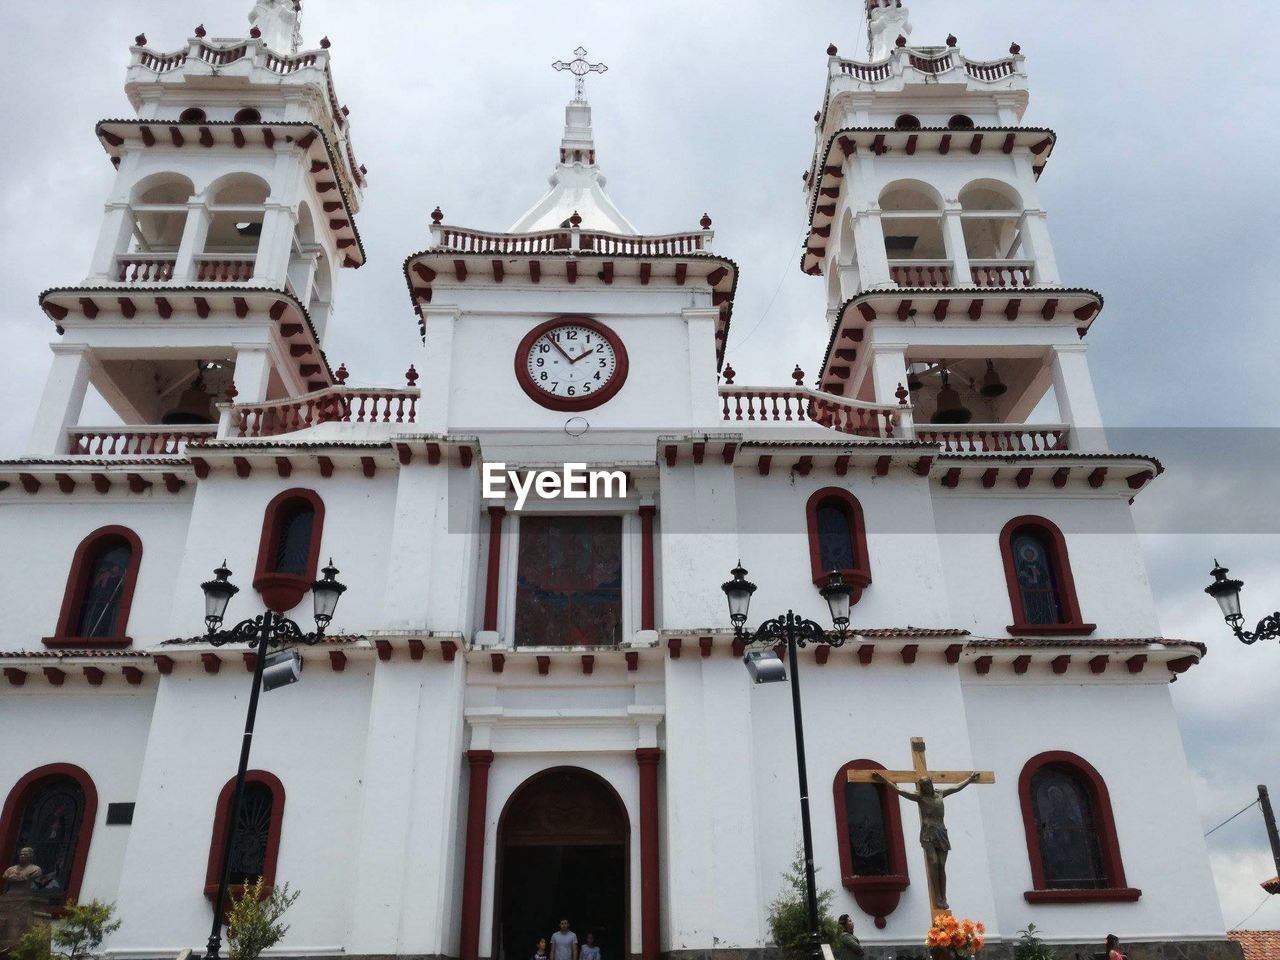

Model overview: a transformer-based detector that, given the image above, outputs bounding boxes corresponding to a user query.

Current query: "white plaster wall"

[0,687,155,906]
[0,497,194,652]
[962,678,1226,940]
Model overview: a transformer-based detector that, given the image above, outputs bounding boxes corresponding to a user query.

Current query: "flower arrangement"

[926,914,986,960]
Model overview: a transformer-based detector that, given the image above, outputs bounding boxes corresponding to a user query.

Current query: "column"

[27,344,92,455]
[175,199,211,281]
[1051,344,1107,452]
[635,748,662,960]
[231,344,273,403]
[869,345,913,438]
[1020,209,1060,284]
[419,305,459,432]
[481,506,506,635]
[942,204,971,287]
[639,506,656,631]
[253,202,296,286]
[88,203,134,281]
[681,306,722,428]
[459,750,495,960]
[853,208,891,289]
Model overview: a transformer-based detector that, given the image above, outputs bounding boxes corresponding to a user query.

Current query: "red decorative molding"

[1018,751,1139,904]
[204,771,285,901]
[513,316,630,411]
[625,651,639,671]
[698,636,713,658]
[374,639,392,662]
[47,525,143,649]
[900,644,917,665]
[805,488,871,601]
[0,764,97,910]
[636,748,662,960]
[639,506,656,630]
[483,506,505,632]
[329,650,347,672]
[253,489,325,613]
[832,760,909,928]
[438,639,455,662]
[459,751,495,960]
[581,654,594,675]
[537,655,551,676]
[999,516,1095,636]
[667,638,682,659]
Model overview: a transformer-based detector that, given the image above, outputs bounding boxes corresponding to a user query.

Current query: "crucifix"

[847,737,994,916]
[552,46,609,101]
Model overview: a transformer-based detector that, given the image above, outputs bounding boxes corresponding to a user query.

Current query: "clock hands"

[568,347,595,364]
[546,338,575,363]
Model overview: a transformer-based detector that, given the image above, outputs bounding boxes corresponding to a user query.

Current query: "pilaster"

[27,344,92,456]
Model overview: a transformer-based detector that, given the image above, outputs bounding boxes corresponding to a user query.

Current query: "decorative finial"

[552,46,608,101]
[946,34,957,47]
[700,213,713,229]
[194,24,206,38]
[827,43,838,56]
[792,364,805,386]
[320,36,331,49]
[405,364,419,387]
[569,210,583,228]
[1010,42,1021,55]
[814,111,821,123]
[250,26,262,39]
[430,206,443,224]
[335,363,349,384]
[135,33,147,47]
[722,363,736,385]
[895,382,909,405]
[895,34,907,48]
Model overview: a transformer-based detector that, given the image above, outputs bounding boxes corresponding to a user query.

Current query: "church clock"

[515,316,629,411]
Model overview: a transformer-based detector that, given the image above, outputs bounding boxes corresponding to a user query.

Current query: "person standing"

[532,939,550,960]
[837,915,864,960]
[579,932,601,960]
[550,918,578,960]
[1106,935,1125,960]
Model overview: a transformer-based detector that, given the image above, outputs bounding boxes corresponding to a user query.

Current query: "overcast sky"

[2,0,1278,933]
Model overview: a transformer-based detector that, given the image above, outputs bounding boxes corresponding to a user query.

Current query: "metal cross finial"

[552,46,608,101]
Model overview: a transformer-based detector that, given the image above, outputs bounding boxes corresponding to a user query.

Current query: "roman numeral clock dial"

[515,316,630,411]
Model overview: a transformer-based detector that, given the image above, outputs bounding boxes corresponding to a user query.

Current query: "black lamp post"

[1206,560,1280,645]
[721,564,852,960]
[198,560,347,960]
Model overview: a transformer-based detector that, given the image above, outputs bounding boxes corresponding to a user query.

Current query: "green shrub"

[11,901,120,960]
[1014,923,1057,960]
[226,879,300,960]
[766,848,841,960]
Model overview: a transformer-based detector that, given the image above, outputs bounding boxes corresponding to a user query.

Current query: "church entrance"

[496,767,629,960]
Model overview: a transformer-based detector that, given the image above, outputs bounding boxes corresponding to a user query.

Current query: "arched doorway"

[496,767,628,960]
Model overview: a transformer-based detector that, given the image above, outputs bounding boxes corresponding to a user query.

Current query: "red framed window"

[253,489,325,612]
[1018,751,1140,903]
[47,526,143,649]
[513,515,623,647]
[0,763,98,909]
[805,489,871,601]
[999,516,1094,635]
[204,771,286,901]
[832,760,909,928]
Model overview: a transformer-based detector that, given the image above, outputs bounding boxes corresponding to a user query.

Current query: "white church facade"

[0,2,1237,960]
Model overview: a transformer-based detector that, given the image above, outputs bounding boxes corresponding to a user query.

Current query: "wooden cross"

[847,737,994,918]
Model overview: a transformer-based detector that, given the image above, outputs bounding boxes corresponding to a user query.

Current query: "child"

[579,933,601,960]
[533,938,550,960]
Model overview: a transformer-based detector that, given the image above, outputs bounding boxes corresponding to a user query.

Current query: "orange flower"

[974,937,986,951]
[962,921,975,934]
[951,933,966,948]
[976,923,985,934]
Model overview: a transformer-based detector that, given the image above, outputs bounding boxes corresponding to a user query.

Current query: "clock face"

[515,316,629,410]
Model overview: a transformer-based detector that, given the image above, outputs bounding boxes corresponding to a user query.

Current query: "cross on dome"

[552,46,608,101]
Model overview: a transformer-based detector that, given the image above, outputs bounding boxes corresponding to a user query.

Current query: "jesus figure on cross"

[874,770,979,910]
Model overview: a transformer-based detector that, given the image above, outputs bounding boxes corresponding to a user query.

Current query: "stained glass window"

[816,500,856,573]
[1011,530,1065,625]
[842,782,890,876]
[75,541,132,638]
[1031,765,1106,889]
[274,502,315,575]
[226,782,274,885]
[12,776,86,903]
[514,516,622,647]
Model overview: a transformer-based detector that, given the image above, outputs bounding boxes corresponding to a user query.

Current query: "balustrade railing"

[831,51,1021,86]
[719,386,899,438]
[889,261,952,287]
[431,224,713,257]
[965,58,1018,81]
[116,255,177,282]
[909,52,953,74]
[230,386,420,439]
[68,425,216,456]
[915,424,1069,453]
[970,260,1035,288]
[195,256,256,282]
[839,60,893,81]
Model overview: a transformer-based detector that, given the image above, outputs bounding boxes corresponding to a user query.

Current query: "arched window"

[48,526,143,648]
[832,760,909,928]
[948,114,975,130]
[253,489,325,612]
[204,771,285,901]
[999,516,1093,635]
[234,107,262,124]
[0,764,98,908]
[805,489,871,601]
[179,107,208,124]
[201,174,271,281]
[1018,752,1139,903]
[894,114,921,131]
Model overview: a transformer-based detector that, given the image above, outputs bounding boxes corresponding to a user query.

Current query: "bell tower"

[801,2,1108,451]
[29,0,365,455]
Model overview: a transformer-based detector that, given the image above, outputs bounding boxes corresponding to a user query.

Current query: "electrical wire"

[727,227,811,355]
[1230,891,1274,931]
[1204,798,1260,838]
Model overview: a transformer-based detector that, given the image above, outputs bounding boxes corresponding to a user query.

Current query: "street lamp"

[197,560,347,960]
[720,563,852,960]
[1206,560,1280,645]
